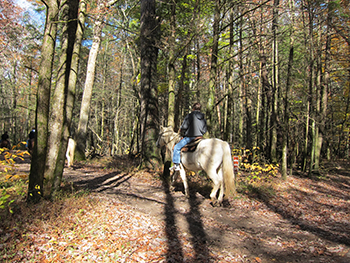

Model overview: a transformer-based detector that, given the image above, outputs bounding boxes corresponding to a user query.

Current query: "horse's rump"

[181,138,235,194]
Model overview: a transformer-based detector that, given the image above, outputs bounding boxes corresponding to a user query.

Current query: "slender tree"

[270,0,279,164]
[207,0,220,135]
[167,0,176,130]
[281,0,295,179]
[75,0,118,160]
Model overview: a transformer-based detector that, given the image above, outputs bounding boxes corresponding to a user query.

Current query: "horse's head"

[156,126,174,148]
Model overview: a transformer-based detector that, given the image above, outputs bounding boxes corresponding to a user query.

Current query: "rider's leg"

[172,136,194,164]
[171,136,194,170]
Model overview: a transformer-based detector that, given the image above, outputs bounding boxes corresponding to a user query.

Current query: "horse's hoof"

[210,200,222,207]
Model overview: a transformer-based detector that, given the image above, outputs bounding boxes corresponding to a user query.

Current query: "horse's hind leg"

[208,169,223,206]
[170,172,179,192]
[179,167,189,198]
[217,168,225,205]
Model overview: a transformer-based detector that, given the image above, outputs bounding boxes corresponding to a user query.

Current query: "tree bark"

[167,0,176,130]
[207,0,220,135]
[28,0,60,203]
[238,8,244,149]
[281,1,295,179]
[313,2,331,172]
[51,0,82,197]
[45,0,79,197]
[140,0,159,166]
[281,0,295,180]
[270,0,279,164]
[75,0,104,161]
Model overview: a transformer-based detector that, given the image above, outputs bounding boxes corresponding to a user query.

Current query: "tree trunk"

[224,9,234,143]
[270,0,279,164]
[306,0,315,175]
[45,0,78,197]
[238,9,244,150]
[75,0,104,161]
[281,0,295,180]
[28,0,60,203]
[140,0,159,166]
[51,0,81,197]
[167,0,176,130]
[255,7,264,152]
[113,53,123,155]
[207,0,220,135]
[314,3,331,171]
[313,26,322,172]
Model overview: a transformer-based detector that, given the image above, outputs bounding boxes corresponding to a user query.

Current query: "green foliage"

[0,190,14,214]
[0,149,30,216]
[157,82,168,94]
[233,148,279,198]
[241,162,280,181]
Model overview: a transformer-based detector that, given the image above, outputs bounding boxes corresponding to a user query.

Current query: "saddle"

[181,136,203,153]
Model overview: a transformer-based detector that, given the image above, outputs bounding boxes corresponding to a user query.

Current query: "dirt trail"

[51,158,350,263]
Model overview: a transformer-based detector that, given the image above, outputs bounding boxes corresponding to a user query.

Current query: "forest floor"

[1,153,350,262]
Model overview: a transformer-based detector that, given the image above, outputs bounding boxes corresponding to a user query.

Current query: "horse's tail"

[222,142,236,197]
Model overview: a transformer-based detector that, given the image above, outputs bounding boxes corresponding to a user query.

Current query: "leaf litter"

[0,157,350,262]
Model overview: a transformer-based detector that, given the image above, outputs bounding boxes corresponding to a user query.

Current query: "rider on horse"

[170,102,208,171]
[0,131,10,149]
[1,131,9,141]
[27,128,36,153]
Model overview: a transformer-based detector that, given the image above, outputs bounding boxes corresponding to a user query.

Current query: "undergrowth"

[0,144,29,217]
[232,147,280,199]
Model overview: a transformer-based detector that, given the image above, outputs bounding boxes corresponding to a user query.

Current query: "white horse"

[156,126,236,206]
[28,137,75,167]
[66,137,76,167]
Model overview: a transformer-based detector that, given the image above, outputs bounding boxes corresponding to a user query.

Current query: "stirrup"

[170,164,180,171]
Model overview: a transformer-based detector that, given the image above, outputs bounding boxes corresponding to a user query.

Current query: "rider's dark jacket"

[180,110,207,137]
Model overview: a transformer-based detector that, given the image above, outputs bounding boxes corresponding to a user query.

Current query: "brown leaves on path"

[1,157,350,262]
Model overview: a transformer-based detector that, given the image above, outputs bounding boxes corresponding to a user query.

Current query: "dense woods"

[1,0,349,199]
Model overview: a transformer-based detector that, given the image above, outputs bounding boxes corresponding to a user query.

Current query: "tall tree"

[270,0,279,164]
[75,0,118,161]
[237,5,244,149]
[167,0,176,129]
[75,0,104,161]
[27,0,60,203]
[51,0,83,197]
[281,0,295,179]
[314,1,332,172]
[207,0,220,135]
[43,0,79,197]
[140,0,159,165]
